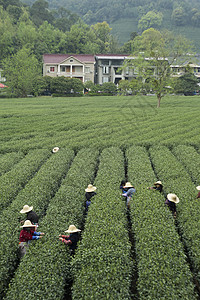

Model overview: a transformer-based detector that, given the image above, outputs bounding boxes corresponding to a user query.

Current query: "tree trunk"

[157,94,161,108]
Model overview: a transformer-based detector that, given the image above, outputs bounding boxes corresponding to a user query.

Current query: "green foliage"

[4,148,99,300]
[173,71,199,95]
[72,148,132,299]
[0,149,50,214]
[29,0,54,27]
[171,6,187,26]
[138,10,163,31]
[2,47,41,97]
[0,151,24,176]
[124,28,194,107]
[0,149,74,298]
[149,145,200,284]
[50,77,84,95]
[126,146,197,299]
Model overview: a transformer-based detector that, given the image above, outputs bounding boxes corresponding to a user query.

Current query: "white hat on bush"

[21,220,35,228]
[196,186,200,191]
[85,184,96,192]
[20,205,33,214]
[52,147,59,153]
[167,193,179,203]
[65,225,81,233]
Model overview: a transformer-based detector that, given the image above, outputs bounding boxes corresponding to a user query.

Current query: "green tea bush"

[126,146,197,299]
[0,151,24,176]
[149,145,200,283]
[4,148,99,300]
[172,145,200,185]
[0,149,50,214]
[0,148,74,298]
[72,147,132,300]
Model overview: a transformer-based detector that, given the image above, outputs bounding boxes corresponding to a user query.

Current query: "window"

[101,60,109,65]
[70,59,73,62]
[111,60,123,65]
[61,66,65,72]
[198,68,200,73]
[85,67,90,73]
[114,67,122,75]
[102,76,109,83]
[50,67,55,72]
[103,66,109,74]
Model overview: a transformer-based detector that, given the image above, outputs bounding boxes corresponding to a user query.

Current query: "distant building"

[94,54,136,84]
[43,53,200,85]
[43,54,95,83]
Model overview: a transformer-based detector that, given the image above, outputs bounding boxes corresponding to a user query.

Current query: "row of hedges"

[0,148,74,298]
[149,146,200,284]
[0,151,25,176]
[0,149,50,214]
[126,146,197,299]
[4,148,99,300]
[72,147,133,299]
[172,145,200,185]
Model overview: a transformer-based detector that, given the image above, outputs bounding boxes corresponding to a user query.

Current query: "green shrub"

[4,148,99,300]
[126,146,197,299]
[0,149,74,298]
[72,147,132,300]
[149,145,200,284]
[0,151,24,176]
[0,149,50,214]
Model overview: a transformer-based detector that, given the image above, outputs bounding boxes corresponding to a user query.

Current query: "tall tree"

[2,47,41,97]
[0,7,15,61]
[30,0,54,27]
[138,10,163,31]
[124,28,194,107]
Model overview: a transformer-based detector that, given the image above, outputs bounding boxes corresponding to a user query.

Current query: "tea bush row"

[72,147,133,300]
[172,145,200,185]
[126,146,197,299]
[0,151,25,176]
[149,146,200,283]
[4,148,99,300]
[0,149,74,298]
[0,149,50,214]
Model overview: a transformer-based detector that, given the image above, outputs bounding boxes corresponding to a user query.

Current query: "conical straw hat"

[65,225,81,233]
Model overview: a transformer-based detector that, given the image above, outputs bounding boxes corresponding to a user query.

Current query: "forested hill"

[22,0,200,47]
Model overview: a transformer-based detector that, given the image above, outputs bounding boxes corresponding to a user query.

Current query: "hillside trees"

[29,0,54,26]
[173,70,199,95]
[138,10,163,31]
[2,47,41,97]
[124,28,194,108]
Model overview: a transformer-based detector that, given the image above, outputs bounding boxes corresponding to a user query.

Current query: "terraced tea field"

[0,95,200,299]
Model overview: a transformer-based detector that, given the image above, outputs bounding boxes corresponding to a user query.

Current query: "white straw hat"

[85,184,96,192]
[124,182,134,188]
[196,186,200,191]
[167,193,179,203]
[20,205,33,214]
[65,225,81,233]
[154,181,162,186]
[52,147,59,153]
[21,220,35,228]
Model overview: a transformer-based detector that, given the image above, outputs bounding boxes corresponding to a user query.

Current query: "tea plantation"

[0,95,200,299]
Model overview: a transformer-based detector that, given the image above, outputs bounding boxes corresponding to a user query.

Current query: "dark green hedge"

[72,147,132,300]
[4,148,99,300]
[126,146,197,299]
[0,149,74,298]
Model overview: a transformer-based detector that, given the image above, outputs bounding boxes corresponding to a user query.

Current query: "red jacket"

[19,229,40,242]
